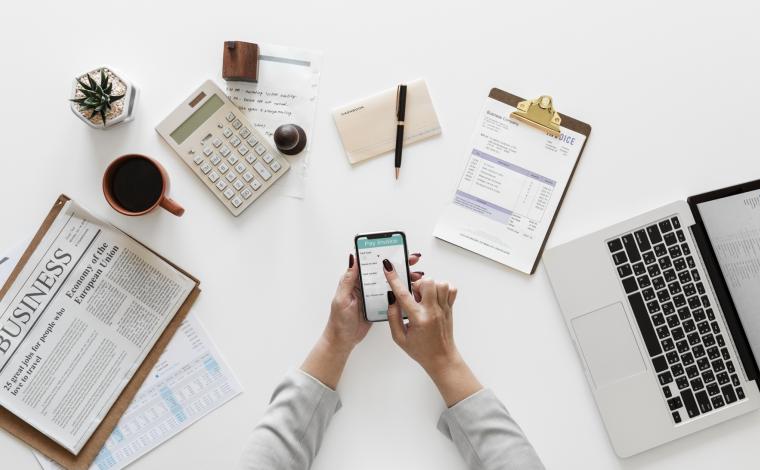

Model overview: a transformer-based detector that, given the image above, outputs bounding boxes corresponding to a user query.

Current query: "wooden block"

[222,41,259,82]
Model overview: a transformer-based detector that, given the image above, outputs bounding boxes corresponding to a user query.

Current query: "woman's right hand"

[382,258,482,406]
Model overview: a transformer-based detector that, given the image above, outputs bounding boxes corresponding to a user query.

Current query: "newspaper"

[0,199,195,454]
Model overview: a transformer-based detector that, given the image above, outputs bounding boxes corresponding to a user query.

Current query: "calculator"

[156,80,290,216]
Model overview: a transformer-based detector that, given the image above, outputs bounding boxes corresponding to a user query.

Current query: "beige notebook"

[332,79,441,164]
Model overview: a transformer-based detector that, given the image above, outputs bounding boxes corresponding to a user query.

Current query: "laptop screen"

[697,188,760,357]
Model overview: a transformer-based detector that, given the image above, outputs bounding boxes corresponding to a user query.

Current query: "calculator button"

[247,137,259,147]
[203,146,213,156]
[220,145,231,157]
[240,127,251,139]
[270,160,282,172]
[225,172,236,182]
[226,112,236,122]
[238,145,249,156]
[232,119,242,129]
[192,155,203,165]
[223,127,233,138]
[241,187,253,199]
[223,188,235,199]
[243,171,254,182]
[229,136,241,148]
[208,171,220,183]
[212,138,222,148]
[263,153,274,163]
[245,154,257,164]
[200,163,212,174]
[255,144,267,156]
[210,154,222,165]
[215,180,228,191]
[218,162,229,174]
[231,196,243,208]
[251,179,262,190]
[227,154,239,165]
[235,163,246,174]
[232,179,243,190]
[254,161,272,181]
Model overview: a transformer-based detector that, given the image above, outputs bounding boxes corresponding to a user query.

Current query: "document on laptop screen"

[698,189,760,360]
[434,96,586,273]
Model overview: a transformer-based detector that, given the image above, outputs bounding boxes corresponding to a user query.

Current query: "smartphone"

[355,231,412,322]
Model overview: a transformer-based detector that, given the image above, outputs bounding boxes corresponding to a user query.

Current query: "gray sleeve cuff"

[237,370,342,470]
[437,389,544,470]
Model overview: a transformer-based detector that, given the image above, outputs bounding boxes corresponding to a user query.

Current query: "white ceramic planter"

[70,66,138,129]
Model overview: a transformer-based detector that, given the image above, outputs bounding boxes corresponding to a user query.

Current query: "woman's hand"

[323,253,423,352]
[383,259,482,406]
[301,252,423,389]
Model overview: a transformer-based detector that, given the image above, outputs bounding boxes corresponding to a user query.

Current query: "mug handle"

[159,197,185,217]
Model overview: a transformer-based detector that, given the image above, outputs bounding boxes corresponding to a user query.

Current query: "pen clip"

[395,85,401,120]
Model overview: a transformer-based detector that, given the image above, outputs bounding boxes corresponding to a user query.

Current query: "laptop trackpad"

[572,303,646,389]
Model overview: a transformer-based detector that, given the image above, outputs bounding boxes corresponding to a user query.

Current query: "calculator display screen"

[170,94,224,145]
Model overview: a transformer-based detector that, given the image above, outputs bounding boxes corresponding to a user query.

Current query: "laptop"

[543,179,760,457]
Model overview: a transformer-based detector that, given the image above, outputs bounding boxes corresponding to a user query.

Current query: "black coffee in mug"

[109,158,163,212]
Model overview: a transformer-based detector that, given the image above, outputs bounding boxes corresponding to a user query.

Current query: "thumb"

[386,291,406,346]
[337,253,359,296]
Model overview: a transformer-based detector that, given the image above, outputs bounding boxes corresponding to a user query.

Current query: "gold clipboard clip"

[510,95,562,137]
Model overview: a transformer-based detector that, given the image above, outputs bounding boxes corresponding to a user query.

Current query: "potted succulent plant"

[70,67,137,129]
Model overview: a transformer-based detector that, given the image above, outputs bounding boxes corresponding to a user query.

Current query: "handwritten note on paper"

[226,44,322,199]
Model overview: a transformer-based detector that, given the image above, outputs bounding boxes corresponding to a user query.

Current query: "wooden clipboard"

[489,88,592,274]
[0,195,201,470]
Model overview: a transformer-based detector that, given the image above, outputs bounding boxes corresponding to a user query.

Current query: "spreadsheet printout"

[434,96,585,273]
[32,310,242,470]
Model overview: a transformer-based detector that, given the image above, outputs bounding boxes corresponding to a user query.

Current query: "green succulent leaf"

[73,69,126,126]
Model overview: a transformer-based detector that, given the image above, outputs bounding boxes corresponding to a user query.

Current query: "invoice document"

[434,96,586,274]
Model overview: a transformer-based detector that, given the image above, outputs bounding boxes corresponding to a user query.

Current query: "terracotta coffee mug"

[103,154,185,217]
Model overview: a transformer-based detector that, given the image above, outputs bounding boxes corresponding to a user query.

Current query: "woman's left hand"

[322,252,423,352]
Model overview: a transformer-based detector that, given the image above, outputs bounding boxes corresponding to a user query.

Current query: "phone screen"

[355,232,410,322]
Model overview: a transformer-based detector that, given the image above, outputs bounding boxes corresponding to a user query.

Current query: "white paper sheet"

[225,44,323,199]
[0,237,245,470]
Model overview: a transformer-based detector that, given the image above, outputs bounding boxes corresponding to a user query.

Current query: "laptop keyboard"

[608,215,745,425]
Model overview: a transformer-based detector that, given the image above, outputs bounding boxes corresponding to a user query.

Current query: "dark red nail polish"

[387,291,396,305]
[383,259,393,271]
[411,252,422,257]
[349,253,354,268]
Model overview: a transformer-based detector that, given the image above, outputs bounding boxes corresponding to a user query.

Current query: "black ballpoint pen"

[394,84,407,180]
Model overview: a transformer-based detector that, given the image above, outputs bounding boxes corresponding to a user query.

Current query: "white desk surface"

[2,1,760,468]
